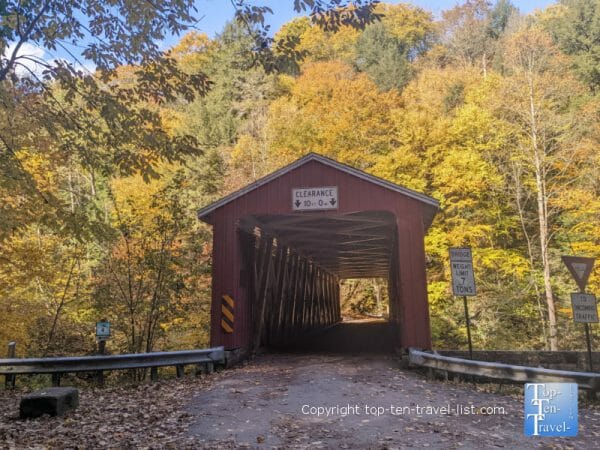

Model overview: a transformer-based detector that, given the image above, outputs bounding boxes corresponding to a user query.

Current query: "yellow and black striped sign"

[221,294,234,333]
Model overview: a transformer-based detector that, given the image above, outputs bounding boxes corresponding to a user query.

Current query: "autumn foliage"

[1,1,599,358]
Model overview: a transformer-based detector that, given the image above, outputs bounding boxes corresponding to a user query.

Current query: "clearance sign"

[292,186,338,211]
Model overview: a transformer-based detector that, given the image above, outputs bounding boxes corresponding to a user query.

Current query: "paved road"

[188,353,600,449]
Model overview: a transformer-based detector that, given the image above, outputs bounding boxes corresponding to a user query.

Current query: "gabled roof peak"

[197,152,439,220]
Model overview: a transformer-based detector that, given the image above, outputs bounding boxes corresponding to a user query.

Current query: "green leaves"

[543,0,600,93]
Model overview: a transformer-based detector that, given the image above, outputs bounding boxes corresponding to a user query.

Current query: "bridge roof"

[197,153,439,222]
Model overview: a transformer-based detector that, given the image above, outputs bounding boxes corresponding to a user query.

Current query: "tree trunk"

[512,162,548,348]
[482,52,487,79]
[529,76,557,351]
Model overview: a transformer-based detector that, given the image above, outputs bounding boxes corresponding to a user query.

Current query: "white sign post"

[449,248,476,359]
[292,186,338,211]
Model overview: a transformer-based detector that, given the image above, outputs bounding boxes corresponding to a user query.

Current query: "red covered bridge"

[197,153,439,354]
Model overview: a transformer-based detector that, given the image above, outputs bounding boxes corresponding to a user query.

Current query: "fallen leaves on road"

[0,375,215,449]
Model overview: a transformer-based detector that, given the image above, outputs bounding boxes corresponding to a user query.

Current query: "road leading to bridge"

[188,353,600,449]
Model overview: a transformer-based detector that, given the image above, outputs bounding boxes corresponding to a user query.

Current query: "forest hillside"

[1,0,599,356]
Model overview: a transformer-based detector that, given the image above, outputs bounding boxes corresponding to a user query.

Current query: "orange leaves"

[266,61,398,169]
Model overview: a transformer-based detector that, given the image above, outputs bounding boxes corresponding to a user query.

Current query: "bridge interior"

[238,211,400,352]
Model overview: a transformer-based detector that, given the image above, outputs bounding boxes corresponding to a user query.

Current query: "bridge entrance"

[197,153,438,354]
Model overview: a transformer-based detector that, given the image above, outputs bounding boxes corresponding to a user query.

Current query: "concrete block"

[20,387,79,419]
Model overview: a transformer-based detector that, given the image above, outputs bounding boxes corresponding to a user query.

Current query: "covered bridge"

[197,153,439,354]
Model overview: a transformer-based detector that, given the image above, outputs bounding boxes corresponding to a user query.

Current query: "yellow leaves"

[266,61,398,170]
[297,23,360,63]
[229,134,272,186]
[16,149,58,194]
[476,249,530,281]
[374,2,437,46]
[503,27,563,74]
[160,109,186,137]
[170,32,212,58]
[110,162,175,230]
[169,32,214,74]
[274,15,361,65]
[369,146,428,193]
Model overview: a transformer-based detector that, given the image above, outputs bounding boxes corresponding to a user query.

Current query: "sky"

[5,0,558,76]
[184,0,557,43]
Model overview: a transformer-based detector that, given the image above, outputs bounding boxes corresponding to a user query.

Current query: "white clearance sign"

[292,186,338,211]
[449,248,476,297]
[571,293,599,323]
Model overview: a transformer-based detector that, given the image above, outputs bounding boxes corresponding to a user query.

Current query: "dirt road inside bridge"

[189,353,600,449]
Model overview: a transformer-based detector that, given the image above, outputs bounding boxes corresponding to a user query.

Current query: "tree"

[0,1,380,240]
[496,27,592,350]
[273,16,361,70]
[266,60,398,170]
[442,0,518,76]
[355,21,412,91]
[93,167,212,357]
[488,0,518,39]
[374,2,438,57]
[0,1,381,358]
[543,0,600,93]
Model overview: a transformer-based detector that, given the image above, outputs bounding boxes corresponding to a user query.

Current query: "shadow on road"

[273,318,396,354]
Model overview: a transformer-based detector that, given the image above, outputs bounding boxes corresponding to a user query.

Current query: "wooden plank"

[297,260,310,332]
[267,245,287,344]
[251,237,274,353]
[273,248,294,339]
[311,265,319,328]
[287,256,302,339]
[327,273,333,324]
[303,263,315,331]
[313,268,325,327]
[277,252,295,342]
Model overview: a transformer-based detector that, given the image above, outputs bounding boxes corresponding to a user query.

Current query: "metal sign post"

[450,248,477,359]
[95,320,111,386]
[462,296,473,360]
[585,324,593,372]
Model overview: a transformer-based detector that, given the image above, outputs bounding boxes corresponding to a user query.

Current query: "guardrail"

[2,347,225,388]
[409,348,600,391]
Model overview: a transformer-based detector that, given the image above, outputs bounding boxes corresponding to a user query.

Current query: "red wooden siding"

[201,157,437,351]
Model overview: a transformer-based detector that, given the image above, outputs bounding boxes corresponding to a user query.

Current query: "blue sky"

[6,0,558,75]
[182,0,557,45]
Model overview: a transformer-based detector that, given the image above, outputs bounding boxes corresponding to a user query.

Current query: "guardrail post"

[150,367,158,382]
[5,341,16,389]
[96,340,106,387]
[51,373,61,387]
[176,365,184,378]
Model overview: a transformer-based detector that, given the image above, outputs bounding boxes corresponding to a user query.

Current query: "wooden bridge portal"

[197,153,439,353]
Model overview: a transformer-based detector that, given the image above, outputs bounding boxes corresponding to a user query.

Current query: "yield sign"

[561,256,595,292]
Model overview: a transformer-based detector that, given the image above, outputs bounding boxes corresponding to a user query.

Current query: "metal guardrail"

[1,347,225,388]
[0,347,225,375]
[409,348,600,391]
